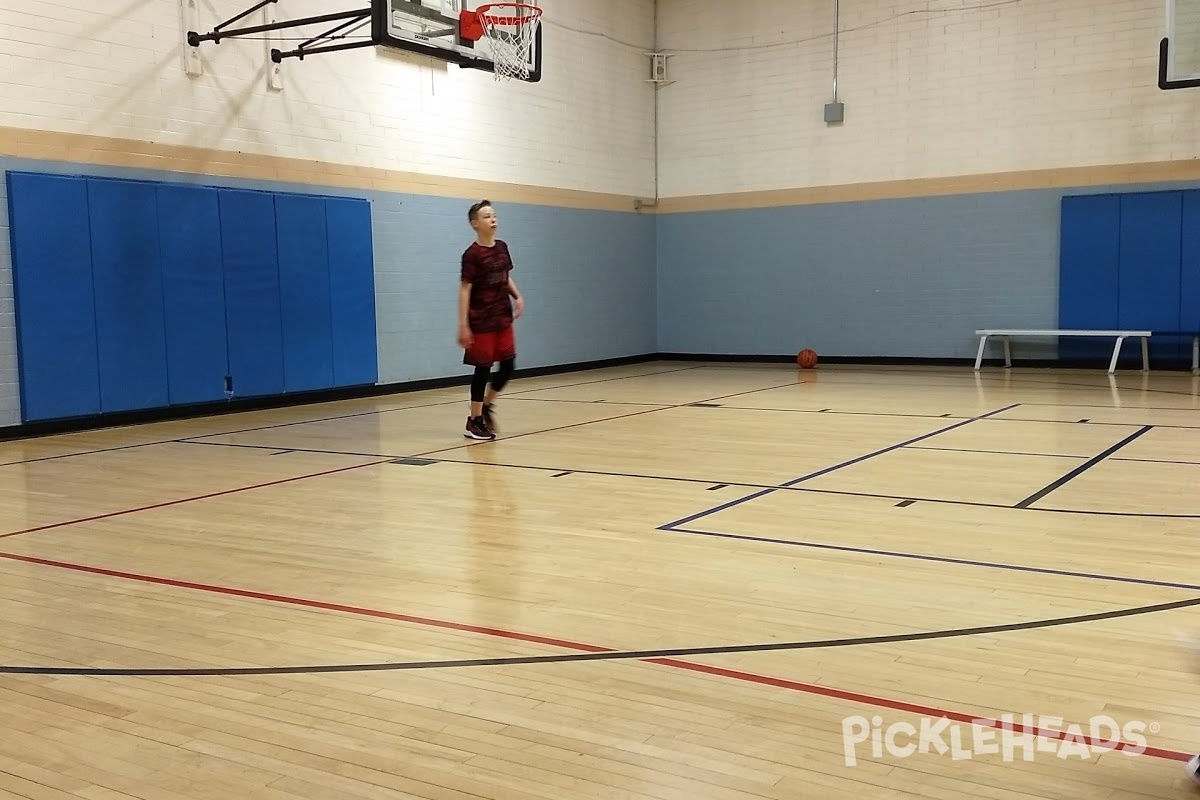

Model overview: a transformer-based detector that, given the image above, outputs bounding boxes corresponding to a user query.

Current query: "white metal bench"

[974,329,1151,374]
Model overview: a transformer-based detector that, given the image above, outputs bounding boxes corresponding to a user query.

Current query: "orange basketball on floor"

[797,349,818,368]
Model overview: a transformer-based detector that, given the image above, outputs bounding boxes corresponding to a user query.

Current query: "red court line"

[647,659,1190,762]
[0,459,393,540]
[0,550,1188,763]
[0,551,612,653]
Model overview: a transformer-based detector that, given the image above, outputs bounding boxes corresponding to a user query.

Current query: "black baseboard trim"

[0,353,657,443]
[655,352,1200,371]
[658,352,985,367]
[3,350,1193,442]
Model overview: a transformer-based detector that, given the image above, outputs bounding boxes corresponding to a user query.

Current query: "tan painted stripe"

[4,125,1199,215]
[653,160,1200,213]
[0,125,646,214]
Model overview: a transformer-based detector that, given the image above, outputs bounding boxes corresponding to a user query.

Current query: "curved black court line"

[669,525,1200,593]
[3,595,1196,677]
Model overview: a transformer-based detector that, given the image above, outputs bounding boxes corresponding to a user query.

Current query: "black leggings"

[470,359,514,403]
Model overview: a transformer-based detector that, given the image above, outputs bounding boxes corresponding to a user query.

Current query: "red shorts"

[464,326,516,366]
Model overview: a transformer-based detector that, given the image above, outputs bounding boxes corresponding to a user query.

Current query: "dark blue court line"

[657,403,1021,531]
[906,445,1084,460]
[702,404,1200,430]
[4,594,1196,677]
[1014,426,1153,509]
[668,525,1200,593]
[908,444,1200,468]
[179,440,1200,519]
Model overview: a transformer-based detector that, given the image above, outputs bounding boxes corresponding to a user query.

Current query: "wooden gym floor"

[0,360,1198,799]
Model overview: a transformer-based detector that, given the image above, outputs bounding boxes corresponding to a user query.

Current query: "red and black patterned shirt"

[461,239,514,333]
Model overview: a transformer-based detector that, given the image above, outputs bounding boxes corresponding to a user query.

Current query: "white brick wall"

[655,0,1200,197]
[0,0,656,197]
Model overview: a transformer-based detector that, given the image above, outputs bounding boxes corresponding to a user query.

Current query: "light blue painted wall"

[657,191,1062,359]
[0,159,657,428]
[656,181,1200,360]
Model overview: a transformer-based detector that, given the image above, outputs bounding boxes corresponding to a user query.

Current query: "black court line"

[657,403,1020,531]
[411,405,675,457]
[0,370,686,468]
[3,594,1195,677]
[411,380,807,458]
[668,526,1200,594]
[1014,426,1153,509]
[506,398,665,407]
[1022,401,1200,412]
[701,380,810,404]
[1114,456,1200,466]
[501,365,704,398]
[908,445,1200,468]
[0,442,168,469]
[707,403,1200,430]
[781,403,1020,487]
[4,366,1186,469]
[696,361,1200,399]
[176,440,1200,519]
[906,445,1086,460]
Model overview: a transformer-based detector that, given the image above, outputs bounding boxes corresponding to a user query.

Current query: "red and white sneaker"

[463,415,495,441]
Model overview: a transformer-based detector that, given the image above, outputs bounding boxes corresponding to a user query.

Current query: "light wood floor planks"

[0,361,1198,799]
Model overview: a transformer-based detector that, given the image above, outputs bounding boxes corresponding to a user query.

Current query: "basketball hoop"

[460,3,542,81]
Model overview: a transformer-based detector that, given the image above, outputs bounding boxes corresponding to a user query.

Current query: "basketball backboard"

[1160,0,1200,88]
[371,0,542,81]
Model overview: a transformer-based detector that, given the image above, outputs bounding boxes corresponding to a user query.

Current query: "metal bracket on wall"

[186,0,374,63]
[182,0,203,76]
[266,6,283,89]
[645,52,674,86]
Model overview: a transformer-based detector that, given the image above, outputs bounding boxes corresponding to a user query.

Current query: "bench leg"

[1141,336,1149,372]
[1108,336,1126,374]
[1002,336,1011,368]
[1193,336,1198,374]
[974,335,988,371]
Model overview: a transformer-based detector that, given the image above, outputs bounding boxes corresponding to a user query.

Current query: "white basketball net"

[478,3,542,81]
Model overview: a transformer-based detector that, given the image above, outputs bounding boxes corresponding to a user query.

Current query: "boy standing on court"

[458,199,523,440]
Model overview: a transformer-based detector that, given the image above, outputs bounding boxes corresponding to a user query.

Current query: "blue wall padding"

[157,183,230,405]
[1118,191,1182,361]
[219,188,287,399]
[87,178,171,413]
[5,171,379,420]
[1058,194,1121,362]
[6,172,102,421]
[325,197,379,387]
[1059,189,1200,365]
[275,194,335,393]
[1179,191,1200,332]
